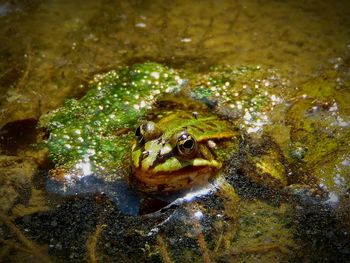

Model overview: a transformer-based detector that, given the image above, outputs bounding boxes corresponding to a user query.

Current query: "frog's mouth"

[131,165,220,193]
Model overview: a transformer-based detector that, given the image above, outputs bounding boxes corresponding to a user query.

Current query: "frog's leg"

[195,225,211,263]
[212,175,240,252]
[154,203,212,263]
[152,176,240,262]
[184,176,240,261]
[184,204,212,263]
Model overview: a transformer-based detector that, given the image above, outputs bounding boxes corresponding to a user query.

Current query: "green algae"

[286,68,350,194]
[191,65,268,110]
[190,65,289,133]
[216,200,297,262]
[39,63,183,174]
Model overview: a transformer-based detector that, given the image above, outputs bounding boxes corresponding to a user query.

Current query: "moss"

[226,201,297,261]
[189,65,289,133]
[286,69,350,193]
[39,63,183,174]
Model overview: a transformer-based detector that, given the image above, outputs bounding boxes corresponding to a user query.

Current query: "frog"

[130,111,238,193]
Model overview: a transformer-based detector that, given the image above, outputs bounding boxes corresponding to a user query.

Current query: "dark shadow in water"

[0,118,38,154]
[46,175,142,216]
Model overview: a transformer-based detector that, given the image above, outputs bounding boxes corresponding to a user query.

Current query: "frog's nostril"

[142,151,149,158]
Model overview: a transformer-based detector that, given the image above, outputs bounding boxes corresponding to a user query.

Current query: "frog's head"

[131,112,236,193]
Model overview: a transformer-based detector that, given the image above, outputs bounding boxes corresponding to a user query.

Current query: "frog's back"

[158,111,238,142]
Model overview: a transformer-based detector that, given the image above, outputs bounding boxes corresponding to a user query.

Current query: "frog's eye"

[135,121,162,144]
[177,133,198,157]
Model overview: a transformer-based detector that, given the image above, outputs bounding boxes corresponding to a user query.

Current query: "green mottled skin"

[131,111,239,192]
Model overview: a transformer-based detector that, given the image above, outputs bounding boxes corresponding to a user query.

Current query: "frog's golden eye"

[177,133,198,157]
[135,121,162,144]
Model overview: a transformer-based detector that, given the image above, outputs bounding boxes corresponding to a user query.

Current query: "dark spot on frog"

[187,177,193,184]
[157,137,163,144]
[151,151,175,168]
[157,184,166,192]
[142,150,149,159]
[0,118,38,155]
[195,126,205,133]
[204,122,218,128]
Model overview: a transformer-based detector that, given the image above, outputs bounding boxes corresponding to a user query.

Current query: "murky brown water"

[1,0,350,127]
[1,0,350,262]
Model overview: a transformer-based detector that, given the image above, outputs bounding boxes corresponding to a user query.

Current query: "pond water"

[0,0,350,262]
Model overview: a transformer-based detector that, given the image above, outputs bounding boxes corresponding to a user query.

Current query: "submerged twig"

[196,229,211,263]
[0,68,13,81]
[0,241,12,260]
[16,41,32,90]
[86,221,106,263]
[222,243,288,257]
[156,234,174,263]
[190,209,212,263]
[0,238,32,254]
[0,214,52,263]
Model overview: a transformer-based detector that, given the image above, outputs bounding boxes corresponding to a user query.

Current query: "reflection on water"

[1,0,350,262]
[1,0,350,127]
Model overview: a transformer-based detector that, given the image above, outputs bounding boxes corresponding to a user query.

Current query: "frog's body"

[131,111,238,193]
